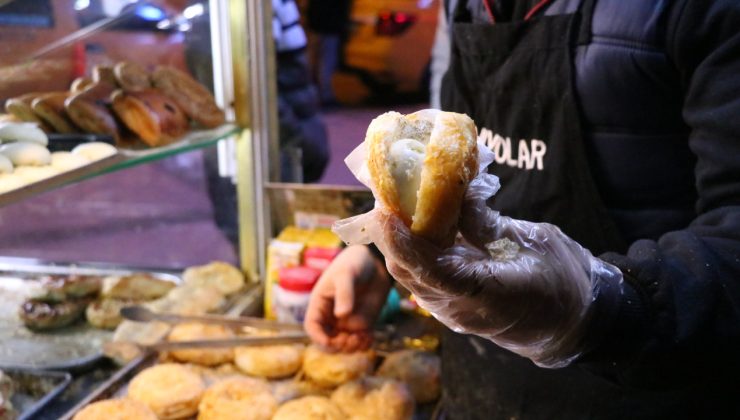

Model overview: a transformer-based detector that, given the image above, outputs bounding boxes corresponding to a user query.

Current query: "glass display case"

[0,0,268,274]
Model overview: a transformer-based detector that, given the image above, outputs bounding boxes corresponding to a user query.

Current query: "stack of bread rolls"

[3,61,225,148]
[0,121,115,193]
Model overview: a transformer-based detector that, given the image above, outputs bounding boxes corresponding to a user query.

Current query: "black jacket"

[274,0,329,182]
[435,0,740,418]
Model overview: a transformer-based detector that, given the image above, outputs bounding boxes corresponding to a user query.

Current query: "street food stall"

[0,1,441,419]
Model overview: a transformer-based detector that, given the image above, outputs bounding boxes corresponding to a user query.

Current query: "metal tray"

[0,257,181,372]
[3,368,72,420]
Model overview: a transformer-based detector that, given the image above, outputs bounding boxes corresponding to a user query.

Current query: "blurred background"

[0,0,440,268]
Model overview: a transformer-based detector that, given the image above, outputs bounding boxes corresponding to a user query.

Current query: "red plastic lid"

[278,266,322,292]
[304,247,341,260]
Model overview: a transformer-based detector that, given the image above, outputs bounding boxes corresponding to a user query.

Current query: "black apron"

[436,0,683,418]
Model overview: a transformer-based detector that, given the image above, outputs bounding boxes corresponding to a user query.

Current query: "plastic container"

[274,266,322,323]
[303,246,341,271]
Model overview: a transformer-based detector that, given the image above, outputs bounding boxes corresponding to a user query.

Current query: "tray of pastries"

[0,260,248,373]
[3,62,226,150]
[64,315,442,420]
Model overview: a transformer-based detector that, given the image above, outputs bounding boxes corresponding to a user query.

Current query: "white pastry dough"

[13,166,60,183]
[0,122,48,145]
[72,142,117,161]
[51,151,90,172]
[0,174,27,193]
[0,154,13,174]
[0,142,51,166]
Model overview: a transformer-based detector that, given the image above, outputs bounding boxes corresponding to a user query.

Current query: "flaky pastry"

[302,345,374,388]
[234,340,304,379]
[367,109,478,247]
[272,396,344,420]
[73,398,157,420]
[128,363,205,419]
[331,377,414,420]
[167,322,235,366]
[197,377,277,420]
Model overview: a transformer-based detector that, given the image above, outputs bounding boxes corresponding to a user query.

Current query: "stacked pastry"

[0,121,115,193]
[3,62,225,148]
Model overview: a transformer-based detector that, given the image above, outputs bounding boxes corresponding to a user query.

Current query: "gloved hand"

[337,172,624,368]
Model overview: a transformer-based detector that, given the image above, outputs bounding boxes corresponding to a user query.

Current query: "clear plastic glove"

[333,142,624,368]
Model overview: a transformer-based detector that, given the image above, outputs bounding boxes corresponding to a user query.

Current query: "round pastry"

[376,350,441,403]
[71,77,94,93]
[167,322,235,366]
[367,109,478,247]
[128,363,205,420]
[92,65,118,85]
[13,166,60,183]
[183,261,245,295]
[31,92,77,133]
[234,339,304,379]
[302,345,374,388]
[73,398,157,420]
[85,298,129,329]
[4,93,51,131]
[71,142,117,161]
[152,66,225,128]
[0,154,13,174]
[0,142,51,166]
[64,96,119,140]
[272,396,344,420]
[0,122,48,145]
[0,113,21,123]
[114,61,151,91]
[50,151,90,171]
[331,377,414,420]
[197,377,278,420]
[111,89,188,146]
[0,174,27,193]
[65,81,120,140]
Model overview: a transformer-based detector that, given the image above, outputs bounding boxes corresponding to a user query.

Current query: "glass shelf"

[0,123,240,208]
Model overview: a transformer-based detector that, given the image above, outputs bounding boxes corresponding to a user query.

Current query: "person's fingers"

[333,274,355,318]
[328,330,349,350]
[304,309,330,347]
[376,211,439,272]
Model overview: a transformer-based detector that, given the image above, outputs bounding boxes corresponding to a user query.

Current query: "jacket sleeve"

[577,0,740,387]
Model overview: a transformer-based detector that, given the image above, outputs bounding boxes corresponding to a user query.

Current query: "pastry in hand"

[366,109,478,247]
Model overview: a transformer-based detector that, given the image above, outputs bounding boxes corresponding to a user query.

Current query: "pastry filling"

[388,138,426,219]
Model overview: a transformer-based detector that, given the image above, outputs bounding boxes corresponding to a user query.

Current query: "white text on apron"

[479,128,547,171]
